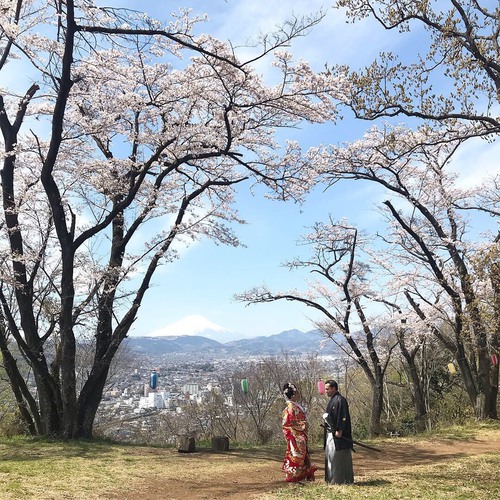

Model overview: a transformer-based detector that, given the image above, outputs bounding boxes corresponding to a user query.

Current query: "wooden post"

[211,436,229,452]
[177,435,196,453]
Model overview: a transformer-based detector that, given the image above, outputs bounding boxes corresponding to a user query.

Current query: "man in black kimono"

[323,379,354,484]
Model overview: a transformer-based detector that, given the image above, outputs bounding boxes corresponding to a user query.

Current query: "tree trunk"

[0,338,40,435]
[476,352,492,419]
[34,373,63,436]
[76,367,110,439]
[487,252,499,419]
[370,380,383,436]
[405,360,428,433]
[488,363,499,419]
[397,331,428,433]
[60,253,78,438]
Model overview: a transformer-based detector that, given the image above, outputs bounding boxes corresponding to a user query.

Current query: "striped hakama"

[325,433,354,484]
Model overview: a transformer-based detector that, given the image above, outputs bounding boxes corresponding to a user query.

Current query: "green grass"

[265,453,500,499]
[264,420,500,499]
[0,421,499,499]
[0,439,144,498]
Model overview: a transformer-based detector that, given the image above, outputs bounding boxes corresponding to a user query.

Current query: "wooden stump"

[177,436,196,453]
[211,436,229,452]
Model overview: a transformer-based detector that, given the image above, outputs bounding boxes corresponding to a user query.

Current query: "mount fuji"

[145,314,246,343]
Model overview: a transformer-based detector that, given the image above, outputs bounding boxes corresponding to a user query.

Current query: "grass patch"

[423,418,500,440]
[0,437,282,499]
[0,439,155,498]
[0,423,499,499]
[265,452,500,499]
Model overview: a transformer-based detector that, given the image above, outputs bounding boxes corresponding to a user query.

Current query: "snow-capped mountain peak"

[147,315,229,337]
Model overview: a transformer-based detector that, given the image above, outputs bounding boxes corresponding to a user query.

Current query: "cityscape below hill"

[98,328,342,442]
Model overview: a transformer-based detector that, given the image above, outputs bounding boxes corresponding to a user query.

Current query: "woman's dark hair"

[283,382,298,399]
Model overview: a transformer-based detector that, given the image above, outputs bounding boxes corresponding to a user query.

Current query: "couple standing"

[281,380,354,484]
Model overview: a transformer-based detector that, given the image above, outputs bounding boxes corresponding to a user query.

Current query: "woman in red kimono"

[281,383,318,483]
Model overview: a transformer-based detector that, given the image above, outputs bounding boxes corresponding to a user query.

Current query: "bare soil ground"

[106,433,500,499]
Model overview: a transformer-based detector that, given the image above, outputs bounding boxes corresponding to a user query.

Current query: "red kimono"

[282,400,317,482]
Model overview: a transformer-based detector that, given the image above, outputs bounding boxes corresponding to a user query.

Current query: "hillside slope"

[0,425,499,499]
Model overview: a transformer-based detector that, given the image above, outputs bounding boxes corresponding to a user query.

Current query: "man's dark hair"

[325,380,338,389]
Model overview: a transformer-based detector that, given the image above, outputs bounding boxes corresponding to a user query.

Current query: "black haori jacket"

[324,392,353,450]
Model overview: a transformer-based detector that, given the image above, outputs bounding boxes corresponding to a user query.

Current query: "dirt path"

[108,435,500,499]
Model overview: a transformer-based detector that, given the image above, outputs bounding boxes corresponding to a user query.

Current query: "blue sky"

[118,0,393,338]
[111,0,498,339]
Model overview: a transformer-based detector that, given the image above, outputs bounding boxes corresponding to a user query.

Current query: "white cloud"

[449,135,500,189]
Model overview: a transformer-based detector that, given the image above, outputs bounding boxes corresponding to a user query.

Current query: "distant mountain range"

[145,315,237,343]
[126,329,331,356]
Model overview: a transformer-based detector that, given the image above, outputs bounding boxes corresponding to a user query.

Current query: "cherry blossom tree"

[379,298,432,432]
[0,1,345,438]
[309,0,499,419]
[312,124,498,419]
[334,0,500,128]
[238,219,400,436]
